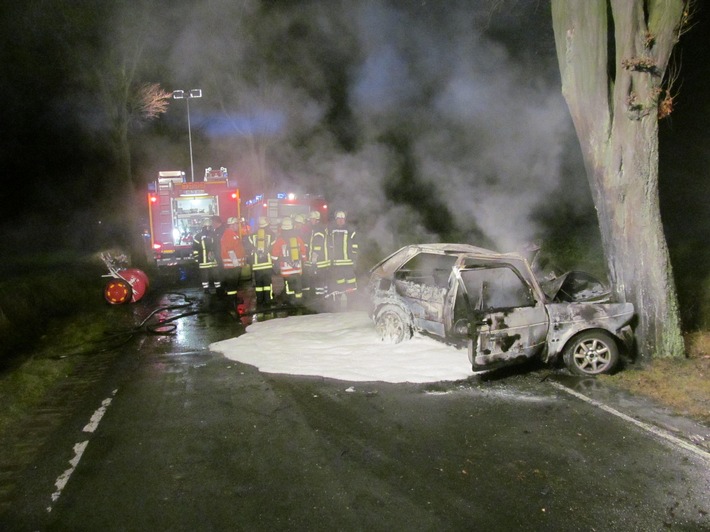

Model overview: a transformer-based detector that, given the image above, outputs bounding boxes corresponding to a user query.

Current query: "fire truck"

[147,167,240,267]
[243,191,328,230]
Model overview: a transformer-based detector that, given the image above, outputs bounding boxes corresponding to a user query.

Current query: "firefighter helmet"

[281,217,293,230]
[294,214,305,224]
[227,217,239,225]
[258,217,268,228]
[335,211,346,220]
[309,210,320,220]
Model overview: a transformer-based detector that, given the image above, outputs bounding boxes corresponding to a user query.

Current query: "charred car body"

[367,244,634,376]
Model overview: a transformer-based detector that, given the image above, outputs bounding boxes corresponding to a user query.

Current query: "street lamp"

[172,89,202,182]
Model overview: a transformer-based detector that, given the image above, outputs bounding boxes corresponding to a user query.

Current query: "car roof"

[370,243,546,299]
[404,243,526,261]
[412,243,499,255]
[371,243,529,273]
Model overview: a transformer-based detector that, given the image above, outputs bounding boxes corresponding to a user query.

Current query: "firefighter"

[211,216,227,295]
[247,217,275,308]
[270,217,307,306]
[293,214,309,245]
[239,217,252,238]
[193,222,220,293]
[220,217,246,298]
[294,213,311,298]
[305,209,319,245]
[306,210,329,298]
[328,210,358,304]
[211,216,226,249]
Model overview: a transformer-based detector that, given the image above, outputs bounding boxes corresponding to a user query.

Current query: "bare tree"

[56,0,173,266]
[94,47,171,265]
[133,83,173,121]
[551,0,691,359]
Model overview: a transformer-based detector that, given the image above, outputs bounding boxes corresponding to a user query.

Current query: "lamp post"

[172,89,202,182]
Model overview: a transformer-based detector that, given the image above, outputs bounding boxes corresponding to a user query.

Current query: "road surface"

[0,287,708,530]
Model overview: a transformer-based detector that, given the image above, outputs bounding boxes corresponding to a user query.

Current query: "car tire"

[562,330,619,376]
[375,305,413,344]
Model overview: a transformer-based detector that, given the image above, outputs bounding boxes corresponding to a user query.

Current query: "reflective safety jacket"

[328,224,358,266]
[308,223,329,269]
[193,228,218,269]
[220,227,246,269]
[248,228,275,271]
[271,231,307,277]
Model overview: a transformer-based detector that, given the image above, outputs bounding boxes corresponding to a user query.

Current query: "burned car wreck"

[367,244,634,376]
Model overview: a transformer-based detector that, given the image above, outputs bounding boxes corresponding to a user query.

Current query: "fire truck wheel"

[104,279,133,305]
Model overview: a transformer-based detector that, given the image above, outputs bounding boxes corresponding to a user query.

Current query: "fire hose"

[48,292,204,360]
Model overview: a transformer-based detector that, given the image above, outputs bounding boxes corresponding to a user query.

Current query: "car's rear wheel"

[375,305,412,344]
[562,330,619,376]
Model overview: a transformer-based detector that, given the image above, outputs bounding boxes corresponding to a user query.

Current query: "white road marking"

[82,396,114,433]
[46,389,118,512]
[47,440,88,512]
[550,381,710,464]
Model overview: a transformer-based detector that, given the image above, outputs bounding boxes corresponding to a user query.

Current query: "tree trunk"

[551,0,685,359]
[117,116,148,269]
[109,69,147,269]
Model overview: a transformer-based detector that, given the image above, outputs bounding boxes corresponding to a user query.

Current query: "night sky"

[0,1,707,284]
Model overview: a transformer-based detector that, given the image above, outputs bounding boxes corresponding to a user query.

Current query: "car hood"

[539,271,612,303]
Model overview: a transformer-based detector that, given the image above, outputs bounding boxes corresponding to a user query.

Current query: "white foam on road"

[210,311,472,383]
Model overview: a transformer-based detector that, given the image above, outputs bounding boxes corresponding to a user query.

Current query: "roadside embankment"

[0,253,113,369]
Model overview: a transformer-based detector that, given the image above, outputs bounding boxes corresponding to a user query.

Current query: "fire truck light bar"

[275,192,297,200]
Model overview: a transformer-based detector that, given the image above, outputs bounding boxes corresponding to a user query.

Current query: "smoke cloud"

[0,1,588,259]
[158,0,586,260]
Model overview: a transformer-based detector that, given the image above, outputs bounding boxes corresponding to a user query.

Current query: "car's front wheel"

[562,330,619,376]
[375,305,413,344]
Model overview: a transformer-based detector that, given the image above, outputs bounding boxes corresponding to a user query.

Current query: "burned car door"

[456,265,549,370]
[392,252,458,337]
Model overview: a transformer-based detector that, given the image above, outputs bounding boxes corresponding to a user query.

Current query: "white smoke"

[162,0,585,259]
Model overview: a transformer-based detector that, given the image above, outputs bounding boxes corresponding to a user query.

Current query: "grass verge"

[0,310,132,435]
[601,332,710,425]
[0,252,138,436]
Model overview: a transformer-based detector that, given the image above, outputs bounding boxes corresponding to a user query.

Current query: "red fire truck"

[147,167,241,267]
[243,191,328,230]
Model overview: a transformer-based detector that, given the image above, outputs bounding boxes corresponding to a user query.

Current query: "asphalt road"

[1,288,709,531]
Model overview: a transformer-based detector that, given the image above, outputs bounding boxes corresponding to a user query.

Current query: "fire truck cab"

[147,167,240,267]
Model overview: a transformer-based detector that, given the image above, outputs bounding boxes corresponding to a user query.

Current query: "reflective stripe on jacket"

[220,228,246,268]
[308,224,329,268]
[329,227,357,266]
[249,228,274,270]
[194,232,217,269]
[271,233,307,276]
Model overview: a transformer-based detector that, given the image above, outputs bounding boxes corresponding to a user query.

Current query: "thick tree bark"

[551,0,685,359]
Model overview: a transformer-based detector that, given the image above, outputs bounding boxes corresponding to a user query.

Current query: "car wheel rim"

[572,338,611,374]
[378,311,403,342]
